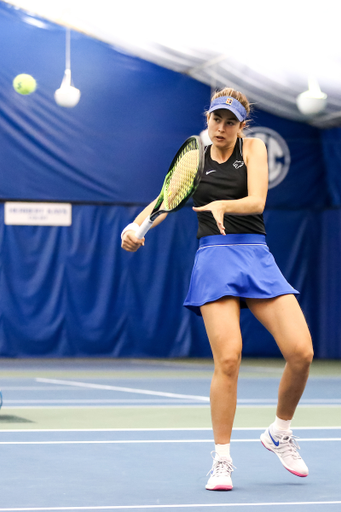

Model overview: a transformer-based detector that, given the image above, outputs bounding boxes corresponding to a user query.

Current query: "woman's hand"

[192,201,226,235]
[121,230,145,252]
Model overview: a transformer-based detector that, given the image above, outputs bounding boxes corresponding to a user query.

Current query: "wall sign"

[4,202,72,226]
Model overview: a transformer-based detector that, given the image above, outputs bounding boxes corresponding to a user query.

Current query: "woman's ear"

[238,121,246,137]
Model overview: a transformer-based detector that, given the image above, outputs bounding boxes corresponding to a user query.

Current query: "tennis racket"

[135,136,204,239]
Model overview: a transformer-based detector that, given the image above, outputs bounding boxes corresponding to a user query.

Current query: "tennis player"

[121,87,314,491]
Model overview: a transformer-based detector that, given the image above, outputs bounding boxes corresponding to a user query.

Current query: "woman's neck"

[210,140,236,164]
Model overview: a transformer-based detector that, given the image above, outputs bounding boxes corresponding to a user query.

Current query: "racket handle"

[135,217,154,239]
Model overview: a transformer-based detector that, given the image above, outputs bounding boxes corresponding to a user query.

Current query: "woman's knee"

[286,342,314,370]
[214,351,242,378]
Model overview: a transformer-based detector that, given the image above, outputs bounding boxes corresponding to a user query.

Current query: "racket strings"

[164,143,200,210]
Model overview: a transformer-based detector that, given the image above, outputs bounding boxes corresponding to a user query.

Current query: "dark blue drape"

[321,127,341,207]
[0,202,339,359]
[0,204,205,357]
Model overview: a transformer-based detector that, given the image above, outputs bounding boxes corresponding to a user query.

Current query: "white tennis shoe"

[205,452,234,491]
[260,425,308,477]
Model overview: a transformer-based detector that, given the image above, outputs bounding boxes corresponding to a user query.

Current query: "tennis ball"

[13,74,37,95]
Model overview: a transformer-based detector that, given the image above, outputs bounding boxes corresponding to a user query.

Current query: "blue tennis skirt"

[183,234,299,316]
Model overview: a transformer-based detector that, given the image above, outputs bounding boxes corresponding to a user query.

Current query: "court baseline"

[0,500,341,510]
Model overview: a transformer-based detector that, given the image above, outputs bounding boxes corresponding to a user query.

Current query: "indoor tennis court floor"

[0,358,340,511]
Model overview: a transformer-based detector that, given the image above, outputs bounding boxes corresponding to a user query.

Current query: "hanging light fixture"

[54,28,81,108]
[296,77,327,116]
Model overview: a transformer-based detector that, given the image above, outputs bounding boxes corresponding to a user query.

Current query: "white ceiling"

[4,0,341,128]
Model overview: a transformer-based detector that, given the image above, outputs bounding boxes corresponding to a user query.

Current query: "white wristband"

[121,222,140,240]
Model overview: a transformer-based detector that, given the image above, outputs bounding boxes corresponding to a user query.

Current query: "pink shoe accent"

[207,484,233,491]
[261,440,273,452]
[285,467,308,477]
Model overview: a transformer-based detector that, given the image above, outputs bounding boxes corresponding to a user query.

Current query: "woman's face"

[207,110,244,148]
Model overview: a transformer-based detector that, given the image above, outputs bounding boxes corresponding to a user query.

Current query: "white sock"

[273,416,291,432]
[215,443,231,459]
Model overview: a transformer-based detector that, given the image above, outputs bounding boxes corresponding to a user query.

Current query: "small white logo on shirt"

[233,160,245,169]
[206,170,216,175]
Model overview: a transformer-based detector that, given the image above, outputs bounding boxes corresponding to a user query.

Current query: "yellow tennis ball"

[13,74,37,95]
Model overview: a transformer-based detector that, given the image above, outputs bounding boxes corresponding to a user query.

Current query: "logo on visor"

[226,98,233,105]
[245,127,291,189]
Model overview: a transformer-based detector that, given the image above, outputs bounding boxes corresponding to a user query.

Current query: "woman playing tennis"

[121,87,314,491]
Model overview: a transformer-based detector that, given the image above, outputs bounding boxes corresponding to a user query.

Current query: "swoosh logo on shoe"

[268,430,279,447]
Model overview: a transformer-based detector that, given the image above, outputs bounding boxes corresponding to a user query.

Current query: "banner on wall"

[4,202,72,226]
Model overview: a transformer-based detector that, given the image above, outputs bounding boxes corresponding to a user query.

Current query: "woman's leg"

[201,296,242,491]
[246,294,313,420]
[246,294,313,477]
[201,296,242,444]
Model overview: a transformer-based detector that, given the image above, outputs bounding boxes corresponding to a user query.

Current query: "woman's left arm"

[192,138,268,235]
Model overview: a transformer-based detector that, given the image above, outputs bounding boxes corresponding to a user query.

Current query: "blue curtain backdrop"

[0,2,340,359]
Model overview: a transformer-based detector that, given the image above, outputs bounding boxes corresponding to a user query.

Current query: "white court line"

[0,440,214,445]
[1,427,341,433]
[239,405,341,408]
[4,400,201,404]
[1,500,341,510]
[0,387,76,391]
[6,399,341,405]
[36,378,210,402]
[0,438,340,445]
[237,399,341,404]
[2,405,210,409]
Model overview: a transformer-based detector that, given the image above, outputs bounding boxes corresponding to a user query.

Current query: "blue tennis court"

[0,358,340,511]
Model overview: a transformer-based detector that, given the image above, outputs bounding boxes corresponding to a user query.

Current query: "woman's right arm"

[121,198,168,252]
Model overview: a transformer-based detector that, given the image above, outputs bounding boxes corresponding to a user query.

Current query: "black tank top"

[193,138,266,239]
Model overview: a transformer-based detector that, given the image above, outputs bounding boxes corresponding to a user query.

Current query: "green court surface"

[0,358,340,431]
[2,405,341,431]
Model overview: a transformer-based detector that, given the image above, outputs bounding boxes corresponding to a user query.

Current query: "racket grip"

[135,217,154,239]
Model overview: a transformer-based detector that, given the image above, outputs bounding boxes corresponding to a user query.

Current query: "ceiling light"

[296,77,327,116]
[54,28,81,108]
